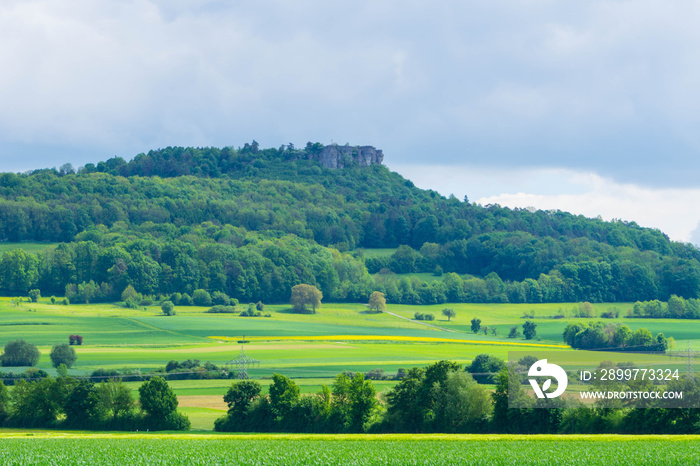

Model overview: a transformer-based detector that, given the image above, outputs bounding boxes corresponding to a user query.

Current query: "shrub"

[161,301,175,316]
[192,289,213,307]
[212,292,230,306]
[69,334,84,345]
[28,289,41,303]
[50,343,77,368]
[140,297,154,306]
[180,293,193,306]
[1,340,40,367]
[206,305,238,314]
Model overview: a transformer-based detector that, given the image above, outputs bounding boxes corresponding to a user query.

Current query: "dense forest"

[0,143,699,304]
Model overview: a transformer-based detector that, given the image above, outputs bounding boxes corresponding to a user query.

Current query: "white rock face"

[314,145,384,169]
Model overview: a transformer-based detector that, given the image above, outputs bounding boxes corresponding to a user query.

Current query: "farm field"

[2,296,700,430]
[0,432,697,465]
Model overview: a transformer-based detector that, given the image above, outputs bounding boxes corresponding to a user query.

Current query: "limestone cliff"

[311,144,384,169]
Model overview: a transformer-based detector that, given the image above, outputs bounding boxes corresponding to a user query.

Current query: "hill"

[0,142,698,304]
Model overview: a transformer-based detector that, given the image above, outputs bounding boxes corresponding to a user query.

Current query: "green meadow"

[2,296,700,430]
[0,242,58,255]
[0,432,698,465]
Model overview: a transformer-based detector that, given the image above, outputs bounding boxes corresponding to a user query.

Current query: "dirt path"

[384,311,458,333]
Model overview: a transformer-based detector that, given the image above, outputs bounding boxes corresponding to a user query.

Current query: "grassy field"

[0,431,697,465]
[2,297,700,430]
[0,242,58,254]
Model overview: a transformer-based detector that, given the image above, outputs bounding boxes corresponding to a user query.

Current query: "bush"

[192,289,213,307]
[206,305,238,314]
[50,343,77,368]
[170,293,182,305]
[1,339,40,367]
[256,301,265,311]
[180,293,193,306]
[161,301,175,316]
[212,292,230,306]
[28,289,41,303]
[140,297,154,306]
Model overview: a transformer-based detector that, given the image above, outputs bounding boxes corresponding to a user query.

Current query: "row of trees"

[1,339,77,369]
[0,376,189,430]
[631,295,700,319]
[215,372,378,433]
[214,360,700,434]
[563,321,669,351]
[0,229,699,305]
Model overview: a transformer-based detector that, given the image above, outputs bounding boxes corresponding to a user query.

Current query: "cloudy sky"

[2,1,700,243]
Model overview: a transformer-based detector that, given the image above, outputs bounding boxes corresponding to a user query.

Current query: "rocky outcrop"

[312,144,384,169]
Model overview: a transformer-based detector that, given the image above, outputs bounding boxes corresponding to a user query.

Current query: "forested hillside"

[0,143,698,304]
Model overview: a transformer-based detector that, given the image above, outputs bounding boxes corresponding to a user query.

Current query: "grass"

[0,242,58,254]
[3,298,700,431]
[0,432,698,465]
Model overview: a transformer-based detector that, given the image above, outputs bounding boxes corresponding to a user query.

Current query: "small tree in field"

[290,284,322,314]
[368,291,386,313]
[1,339,40,367]
[442,308,455,321]
[28,289,41,303]
[50,343,77,368]
[523,321,537,340]
[471,318,481,334]
[161,301,175,316]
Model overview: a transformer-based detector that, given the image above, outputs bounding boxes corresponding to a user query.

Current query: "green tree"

[223,380,262,417]
[523,321,537,340]
[470,318,481,334]
[57,363,69,377]
[96,379,134,421]
[368,291,386,313]
[161,300,175,316]
[290,284,322,314]
[139,377,178,419]
[268,373,300,420]
[28,289,41,302]
[433,371,492,432]
[64,380,102,428]
[442,308,456,321]
[192,289,213,306]
[50,343,77,368]
[1,339,40,367]
[0,381,8,423]
[466,354,506,384]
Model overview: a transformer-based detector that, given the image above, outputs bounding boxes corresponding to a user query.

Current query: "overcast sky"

[2,1,699,243]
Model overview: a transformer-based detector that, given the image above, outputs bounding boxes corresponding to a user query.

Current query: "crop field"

[2,296,700,430]
[0,432,697,465]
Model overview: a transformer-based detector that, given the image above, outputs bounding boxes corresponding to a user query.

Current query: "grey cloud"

[0,1,699,186]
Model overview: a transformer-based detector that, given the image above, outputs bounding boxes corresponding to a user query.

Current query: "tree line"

[2,237,700,307]
[214,360,700,434]
[0,376,188,431]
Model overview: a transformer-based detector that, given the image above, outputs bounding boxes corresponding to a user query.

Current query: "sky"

[1,1,699,243]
